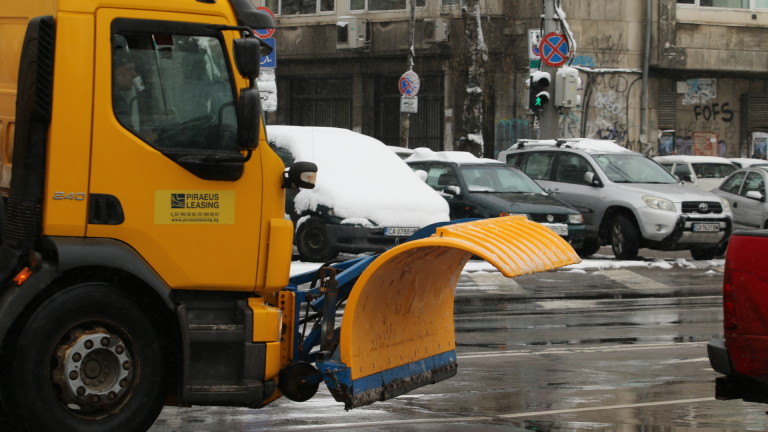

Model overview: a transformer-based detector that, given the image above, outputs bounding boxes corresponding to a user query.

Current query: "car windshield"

[593,154,678,184]
[692,163,737,178]
[460,165,545,193]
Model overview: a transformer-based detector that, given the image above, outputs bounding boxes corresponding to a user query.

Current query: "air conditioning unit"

[424,18,449,43]
[337,17,370,50]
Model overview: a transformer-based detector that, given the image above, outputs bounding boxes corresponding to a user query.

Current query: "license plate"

[384,227,418,237]
[692,223,720,232]
[542,223,568,237]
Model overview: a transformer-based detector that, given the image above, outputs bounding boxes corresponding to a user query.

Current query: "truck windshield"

[592,154,678,184]
[112,31,238,152]
[460,165,545,193]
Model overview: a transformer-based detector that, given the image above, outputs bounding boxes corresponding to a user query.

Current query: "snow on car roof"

[406,147,503,164]
[267,126,449,227]
[654,155,734,164]
[508,138,635,154]
[729,157,768,167]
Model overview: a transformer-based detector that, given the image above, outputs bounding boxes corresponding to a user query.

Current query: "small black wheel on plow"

[279,362,321,402]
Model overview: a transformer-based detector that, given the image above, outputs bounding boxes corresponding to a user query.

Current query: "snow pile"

[513,138,635,154]
[257,69,277,112]
[407,147,499,164]
[267,126,450,227]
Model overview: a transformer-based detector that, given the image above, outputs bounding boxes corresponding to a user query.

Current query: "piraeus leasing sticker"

[154,191,235,224]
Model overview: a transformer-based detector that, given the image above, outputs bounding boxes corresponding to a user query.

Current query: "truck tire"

[296,216,338,262]
[574,238,601,258]
[4,282,165,432]
[610,214,639,260]
[690,246,718,260]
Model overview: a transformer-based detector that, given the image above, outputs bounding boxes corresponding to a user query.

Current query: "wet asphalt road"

[151,248,768,431]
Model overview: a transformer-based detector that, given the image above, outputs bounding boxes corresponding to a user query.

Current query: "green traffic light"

[535,97,542,106]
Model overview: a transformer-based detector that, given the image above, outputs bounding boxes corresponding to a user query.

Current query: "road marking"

[274,397,714,430]
[497,397,714,419]
[603,269,669,290]
[459,341,706,359]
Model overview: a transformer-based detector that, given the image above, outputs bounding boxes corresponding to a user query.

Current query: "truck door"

[89,11,264,291]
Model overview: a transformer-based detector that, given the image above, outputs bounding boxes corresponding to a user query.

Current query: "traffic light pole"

[539,0,558,139]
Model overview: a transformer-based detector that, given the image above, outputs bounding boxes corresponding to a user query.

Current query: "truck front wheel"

[4,282,165,432]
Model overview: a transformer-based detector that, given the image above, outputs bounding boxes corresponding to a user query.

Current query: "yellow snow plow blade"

[317,216,580,408]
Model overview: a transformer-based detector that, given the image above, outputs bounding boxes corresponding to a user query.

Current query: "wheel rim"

[305,227,326,250]
[612,222,624,255]
[52,326,134,415]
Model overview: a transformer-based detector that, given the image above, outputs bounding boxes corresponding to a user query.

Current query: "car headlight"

[720,198,731,213]
[568,213,584,224]
[642,195,676,212]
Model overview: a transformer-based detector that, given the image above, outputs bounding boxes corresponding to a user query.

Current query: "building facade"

[255,0,768,159]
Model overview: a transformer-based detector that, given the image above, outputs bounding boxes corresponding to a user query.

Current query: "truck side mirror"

[283,161,318,189]
[237,88,262,150]
[233,37,262,80]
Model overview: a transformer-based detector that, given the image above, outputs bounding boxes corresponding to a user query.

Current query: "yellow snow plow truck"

[0,1,579,430]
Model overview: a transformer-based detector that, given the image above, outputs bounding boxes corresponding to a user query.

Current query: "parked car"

[267,126,449,262]
[708,231,768,404]
[405,148,586,249]
[729,157,768,169]
[498,138,733,260]
[654,155,736,190]
[711,166,768,230]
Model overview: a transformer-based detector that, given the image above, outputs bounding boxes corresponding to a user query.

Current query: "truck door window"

[720,171,745,194]
[554,154,593,185]
[521,152,554,180]
[112,26,238,154]
[741,172,765,197]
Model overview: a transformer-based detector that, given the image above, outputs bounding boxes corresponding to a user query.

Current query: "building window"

[265,0,334,15]
[442,0,462,5]
[350,0,425,11]
[286,77,352,129]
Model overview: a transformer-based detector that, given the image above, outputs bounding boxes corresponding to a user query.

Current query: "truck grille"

[529,214,568,223]
[682,201,722,214]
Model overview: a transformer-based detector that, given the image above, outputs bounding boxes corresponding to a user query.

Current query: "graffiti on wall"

[585,74,631,145]
[682,79,716,105]
[494,118,530,156]
[591,34,627,67]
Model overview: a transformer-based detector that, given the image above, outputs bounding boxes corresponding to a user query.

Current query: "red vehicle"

[709,231,768,402]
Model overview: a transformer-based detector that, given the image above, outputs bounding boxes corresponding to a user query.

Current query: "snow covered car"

[267,126,449,262]
[405,148,586,250]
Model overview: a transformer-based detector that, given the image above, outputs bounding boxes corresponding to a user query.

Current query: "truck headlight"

[568,213,584,224]
[720,198,731,213]
[642,195,676,212]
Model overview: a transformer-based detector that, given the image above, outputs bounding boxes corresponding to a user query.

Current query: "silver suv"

[498,139,733,260]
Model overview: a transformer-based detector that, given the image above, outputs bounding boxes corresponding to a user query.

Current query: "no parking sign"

[539,32,570,67]
[398,70,420,97]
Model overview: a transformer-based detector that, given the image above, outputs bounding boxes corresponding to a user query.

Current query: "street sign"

[253,6,276,39]
[260,37,276,68]
[528,29,541,61]
[400,96,418,114]
[539,32,569,67]
[398,70,420,97]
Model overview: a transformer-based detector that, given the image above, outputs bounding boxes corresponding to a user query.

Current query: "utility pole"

[399,0,417,148]
[538,0,558,139]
